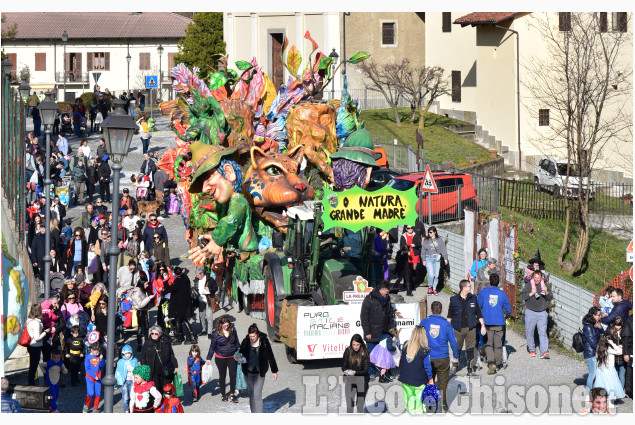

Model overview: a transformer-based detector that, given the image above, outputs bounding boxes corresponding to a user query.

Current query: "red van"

[387,172,478,221]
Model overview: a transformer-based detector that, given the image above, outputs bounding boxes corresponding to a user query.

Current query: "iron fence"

[1,71,26,244]
[469,174,632,219]
[323,88,412,110]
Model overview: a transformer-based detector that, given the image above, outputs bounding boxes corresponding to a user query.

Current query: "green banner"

[321,186,418,232]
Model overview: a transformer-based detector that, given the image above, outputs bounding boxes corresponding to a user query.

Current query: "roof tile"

[2,12,192,40]
[454,12,520,26]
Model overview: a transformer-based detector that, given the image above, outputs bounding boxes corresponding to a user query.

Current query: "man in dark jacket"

[142,213,168,252]
[360,280,395,379]
[119,188,139,215]
[30,224,47,279]
[65,230,88,277]
[70,158,87,207]
[79,203,96,229]
[96,138,108,163]
[621,314,632,399]
[140,326,178,393]
[601,288,633,325]
[96,157,111,203]
[520,269,554,359]
[448,279,485,376]
[140,153,157,178]
[165,267,196,345]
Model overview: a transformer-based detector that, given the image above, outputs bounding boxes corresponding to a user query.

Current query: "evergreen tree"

[174,12,225,80]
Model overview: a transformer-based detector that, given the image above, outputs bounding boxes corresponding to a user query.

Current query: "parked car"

[387,171,478,222]
[367,168,402,191]
[373,146,389,168]
[533,157,595,199]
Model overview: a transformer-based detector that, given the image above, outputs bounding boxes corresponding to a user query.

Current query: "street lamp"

[36,92,60,300]
[99,99,136,413]
[328,48,339,100]
[126,53,131,93]
[157,44,164,101]
[2,57,12,77]
[62,31,68,101]
[18,77,31,102]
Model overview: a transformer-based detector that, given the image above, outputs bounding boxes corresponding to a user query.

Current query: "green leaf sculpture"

[317,56,334,71]
[287,45,302,76]
[235,60,253,71]
[347,51,371,64]
[209,71,229,90]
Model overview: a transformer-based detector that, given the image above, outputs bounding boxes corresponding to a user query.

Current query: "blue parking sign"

[145,75,158,88]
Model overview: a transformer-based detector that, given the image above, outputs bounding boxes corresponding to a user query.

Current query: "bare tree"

[358,59,408,126]
[1,13,17,40]
[523,12,632,274]
[397,62,450,130]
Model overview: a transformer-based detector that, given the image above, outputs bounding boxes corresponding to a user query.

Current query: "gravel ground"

[11,115,632,414]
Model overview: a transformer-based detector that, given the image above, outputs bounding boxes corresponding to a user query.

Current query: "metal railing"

[323,87,412,110]
[55,71,89,83]
[1,73,26,244]
[416,184,479,225]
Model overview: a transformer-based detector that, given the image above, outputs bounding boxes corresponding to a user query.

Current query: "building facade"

[2,12,192,101]
[425,12,633,181]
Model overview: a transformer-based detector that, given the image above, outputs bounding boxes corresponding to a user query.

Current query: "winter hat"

[121,344,133,355]
[133,365,151,382]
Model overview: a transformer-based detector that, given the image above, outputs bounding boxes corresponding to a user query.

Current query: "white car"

[533,157,595,199]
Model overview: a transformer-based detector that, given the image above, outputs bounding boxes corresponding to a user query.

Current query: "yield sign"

[419,165,438,193]
[627,239,633,262]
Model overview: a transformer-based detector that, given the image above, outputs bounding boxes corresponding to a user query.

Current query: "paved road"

[13,116,632,414]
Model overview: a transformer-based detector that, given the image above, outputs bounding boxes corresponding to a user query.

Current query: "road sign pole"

[150,89,153,122]
[428,195,432,226]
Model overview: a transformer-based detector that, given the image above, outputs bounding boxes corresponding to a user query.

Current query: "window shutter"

[87,52,94,71]
[451,70,461,102]
[7,53,17,78]
[442,12,452,32]
[599,12,608,32]
[139,52,150,70]
[65,53,71,72]
[35,53,46,71]
[75,53,82,76]
[618,12,627,32]
[105,52,110,71]
[168,52,177,75]
[559,12,571,31]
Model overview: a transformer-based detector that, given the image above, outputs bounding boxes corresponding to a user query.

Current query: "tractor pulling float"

[158,32,422,362]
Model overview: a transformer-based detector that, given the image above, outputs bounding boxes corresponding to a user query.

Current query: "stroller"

[60,113,73,136]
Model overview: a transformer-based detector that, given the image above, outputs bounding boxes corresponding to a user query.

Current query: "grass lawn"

[359,107,491,168]
[499,207,629,294]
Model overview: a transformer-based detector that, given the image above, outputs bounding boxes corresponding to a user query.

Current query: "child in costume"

[158,383,184,413]
[186,344,202,402]
[63,325,85,386]
[39,349,68,412]
[119,289,135,328]
[594,334,626,401]
[131,173,150,201]
[369,329,398,382]
[598,286,615,331]
[83,342,106,413]
[130,364,162,413]
[115,344,139,413]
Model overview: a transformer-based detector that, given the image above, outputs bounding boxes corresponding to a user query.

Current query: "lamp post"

[328,48,339,100]
[126,53,131,93]
[62,31,68,101]
[36,92,60,300]
[100,99,136,413]
[2,57,12,78]
[157,44,164,101]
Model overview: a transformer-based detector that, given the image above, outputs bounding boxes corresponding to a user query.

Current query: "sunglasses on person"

[96,201,102,204]
[99,302,106,305]
[75,233,81,237]
[150,218,157,222]
[150,332,160,336]
[67,297,76,300]
[154,236,160,239]
[406,227,413,230]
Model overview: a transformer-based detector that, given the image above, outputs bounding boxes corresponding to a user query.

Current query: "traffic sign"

[419,164,438,193]
[630,266,633,282]
[145,75,158,88]
[627,239,633,262]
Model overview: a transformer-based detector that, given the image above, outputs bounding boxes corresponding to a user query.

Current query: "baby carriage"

[60,113,73,136]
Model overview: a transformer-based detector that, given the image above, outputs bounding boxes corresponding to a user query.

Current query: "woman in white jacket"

[26,304,50,385]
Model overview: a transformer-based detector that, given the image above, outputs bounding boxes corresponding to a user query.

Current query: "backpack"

[18,320,32,346]
[191,285,200,312]
[572,330,585,353]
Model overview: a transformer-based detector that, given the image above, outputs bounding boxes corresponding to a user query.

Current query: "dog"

[137,198,163,218]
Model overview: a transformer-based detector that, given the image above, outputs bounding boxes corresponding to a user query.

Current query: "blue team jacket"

[419,314,459,360]
[477,286,512,325]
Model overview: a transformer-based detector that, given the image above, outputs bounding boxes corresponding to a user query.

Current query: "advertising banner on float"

[296,303,420,360]
[321,185,418,232]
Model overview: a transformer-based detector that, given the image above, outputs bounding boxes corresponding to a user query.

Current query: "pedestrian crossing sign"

[419,165,438,193]
[145,75,158,88]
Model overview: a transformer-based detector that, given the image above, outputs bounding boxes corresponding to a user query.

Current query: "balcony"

[55,71,89,83]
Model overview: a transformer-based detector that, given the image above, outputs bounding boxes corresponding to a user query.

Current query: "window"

[139,52,150,70]
[382,22,396,46]
[612,12,627,32]
[451,71,461,102]
[34,53,46,71]
[600,12,608,32]
[442,12,452,32]
[539,109,550,126]
[559,12,571,31]
[6,53,16,78]
[91,53,106,70]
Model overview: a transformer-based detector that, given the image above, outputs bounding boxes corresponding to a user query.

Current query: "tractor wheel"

[265,266,282,342]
